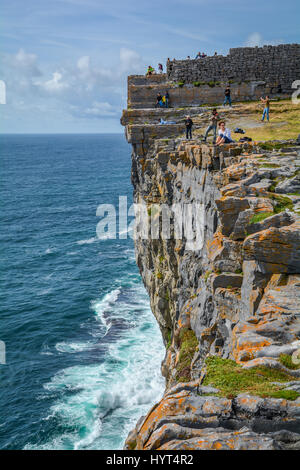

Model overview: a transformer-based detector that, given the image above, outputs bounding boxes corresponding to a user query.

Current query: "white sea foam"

[76,237,98,245]
[55,341,95,354]
[90,288,121,334]
[28,283,164,450]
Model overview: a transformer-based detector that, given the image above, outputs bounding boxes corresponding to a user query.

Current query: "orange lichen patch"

[212,441,224,450]
[136,391,199,449]
[206,230,224,260]
[232,322,272,363]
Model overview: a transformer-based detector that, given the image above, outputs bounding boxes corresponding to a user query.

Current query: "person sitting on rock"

[184,115,193,139]
[261,95,270,122]
[146,65,155,76]
[216,121,234,145]
[195,52,202,59]
[203,108,220,144]
[155,92,163,108]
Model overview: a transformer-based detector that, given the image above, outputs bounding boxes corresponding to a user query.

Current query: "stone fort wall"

[167,44,300,92]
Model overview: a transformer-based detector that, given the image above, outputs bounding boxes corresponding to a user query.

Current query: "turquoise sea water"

[0,134,164,449]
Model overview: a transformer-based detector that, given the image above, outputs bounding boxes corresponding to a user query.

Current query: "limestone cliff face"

[121,84,300,450]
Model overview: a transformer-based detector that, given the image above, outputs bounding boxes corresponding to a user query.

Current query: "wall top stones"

[166,44,300,91]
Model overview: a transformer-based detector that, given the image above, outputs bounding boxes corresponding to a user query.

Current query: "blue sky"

[1,0,299,133]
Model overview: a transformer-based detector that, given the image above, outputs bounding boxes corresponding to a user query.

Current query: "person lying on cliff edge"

[184,115,193,139]
[223,86,232,107]
[216,121,234,145]
[203,108,220,144]
[146,65,155,76]
[261,95,270,122]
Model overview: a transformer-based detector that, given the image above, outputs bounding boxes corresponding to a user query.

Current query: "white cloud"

[245,32,283,47]
[39,71,69,92]
[1,47,145,122]
[83,101,118,117]
[120,48,143,74]
[8,48,42,77]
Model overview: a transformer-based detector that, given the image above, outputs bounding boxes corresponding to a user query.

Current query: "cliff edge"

[121,48,300,450]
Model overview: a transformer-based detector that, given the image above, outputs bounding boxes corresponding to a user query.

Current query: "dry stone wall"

[167,44,300,92]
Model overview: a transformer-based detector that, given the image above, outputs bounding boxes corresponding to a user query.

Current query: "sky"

[0,0,299,133]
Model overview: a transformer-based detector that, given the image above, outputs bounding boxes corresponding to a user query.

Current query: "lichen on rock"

[121,70,300,450]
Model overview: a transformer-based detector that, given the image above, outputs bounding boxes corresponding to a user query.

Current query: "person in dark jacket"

[185,115,193,139]
[155,93,163,108]
[165,91,170,108]
[223,86,232,107]
[203,108,219,143]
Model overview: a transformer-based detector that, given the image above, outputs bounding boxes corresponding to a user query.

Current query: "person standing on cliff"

[261,95,270,122]
[158,63,163,73]
[203,108,220,143]
[165,91,170,108]
[223,86,232,107]
[184,115,193,139]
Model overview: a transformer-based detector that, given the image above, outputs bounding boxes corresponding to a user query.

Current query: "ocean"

[0,134,164,450]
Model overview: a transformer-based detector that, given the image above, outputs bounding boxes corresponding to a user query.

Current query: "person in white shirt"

[216,121,234,145]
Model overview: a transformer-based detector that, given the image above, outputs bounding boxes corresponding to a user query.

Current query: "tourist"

[261,95,270,122]
[223,86,232,107]
[195,52,201,59]
[187,56,191,60]
[214,51,218,56]
[185,115,193,139]
[216,121,234,145]
[155,92,163,108]
[146,65,155,76]
[165,91,170,108]
[158,63,163,74]
[203,108,220,144]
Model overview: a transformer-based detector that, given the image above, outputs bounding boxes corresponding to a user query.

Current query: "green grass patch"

[176,328,198,383]
[249,212,274,224]
[270,194,293,213]
[259,163,280,168]
[259,142,288,151]
[279,354,300,370]
[203,356,300,400]
[166,329,172,349]
[177,81,185,88]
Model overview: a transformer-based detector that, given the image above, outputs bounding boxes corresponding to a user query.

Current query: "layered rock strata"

[121,100,300,450]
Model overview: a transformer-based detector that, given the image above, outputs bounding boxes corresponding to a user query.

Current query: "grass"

[270,194,294,213]
[279,353,300,370]
[249,212,274,224]
[176,328,198,383]
[259,163,280,168]
[203,356,300,400]
[241,100,300,142]
[195,99,300,142]
[166,329,172,349]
